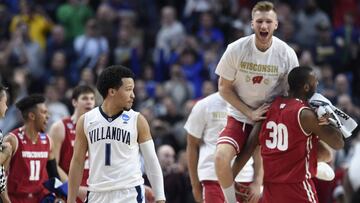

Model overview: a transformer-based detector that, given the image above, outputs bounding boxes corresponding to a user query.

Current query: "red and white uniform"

[59,117,89,186]
[259,97,319,203]
[184,93,254,203]
[7,127,50,203]
[215,34,299,154]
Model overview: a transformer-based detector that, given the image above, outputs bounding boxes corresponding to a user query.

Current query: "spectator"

[56,0,93,40]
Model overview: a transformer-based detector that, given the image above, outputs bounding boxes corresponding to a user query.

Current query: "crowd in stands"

[0,0,359,202]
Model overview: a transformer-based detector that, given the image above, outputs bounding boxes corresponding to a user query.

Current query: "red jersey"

[259,97,318,183]
[7,127,50,202]
[59,117,89,186]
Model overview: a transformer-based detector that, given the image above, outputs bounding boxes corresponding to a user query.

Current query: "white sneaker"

[316,162,335,181]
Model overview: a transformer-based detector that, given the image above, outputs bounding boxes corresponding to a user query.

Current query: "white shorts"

[85,185,145,203]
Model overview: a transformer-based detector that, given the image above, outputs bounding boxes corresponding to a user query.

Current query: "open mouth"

[260,31,268,37]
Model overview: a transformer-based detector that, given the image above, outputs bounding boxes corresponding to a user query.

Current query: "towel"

[309,93,358,138]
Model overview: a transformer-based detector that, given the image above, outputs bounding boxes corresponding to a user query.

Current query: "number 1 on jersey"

[105,143,111,166]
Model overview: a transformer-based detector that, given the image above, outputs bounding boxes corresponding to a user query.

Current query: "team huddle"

[0,1,356,203]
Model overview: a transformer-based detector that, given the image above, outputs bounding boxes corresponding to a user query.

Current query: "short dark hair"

[96,65,134,98]
[288,66,314,92]
[16,94,45,119]
[0,84,8,99]
[72,85,95,100]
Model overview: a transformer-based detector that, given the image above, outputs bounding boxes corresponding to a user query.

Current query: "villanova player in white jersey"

[67,65,166,203]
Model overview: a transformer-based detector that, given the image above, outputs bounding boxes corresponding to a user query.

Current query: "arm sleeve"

[140,140,166,201]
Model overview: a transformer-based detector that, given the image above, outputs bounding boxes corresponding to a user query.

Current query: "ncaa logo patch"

[122,114,130,124]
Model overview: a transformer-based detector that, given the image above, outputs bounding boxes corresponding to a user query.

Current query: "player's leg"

[215,117,250,203]
[215,143,237,203]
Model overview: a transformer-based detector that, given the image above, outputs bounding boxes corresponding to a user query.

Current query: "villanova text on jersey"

[88,126,131,145]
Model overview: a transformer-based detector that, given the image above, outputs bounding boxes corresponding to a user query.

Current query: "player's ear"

[108,88,116,96]
[274,20,278,30]
[28,111,36,121]
[304,83,310,92]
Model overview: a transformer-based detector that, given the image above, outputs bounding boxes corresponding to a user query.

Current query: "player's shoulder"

[272,36,295,52]
[227,35,253,50]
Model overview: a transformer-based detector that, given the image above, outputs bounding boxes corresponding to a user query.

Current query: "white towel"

[309,93,358,138]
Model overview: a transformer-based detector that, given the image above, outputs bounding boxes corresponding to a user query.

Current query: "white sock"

[222,183,237,203]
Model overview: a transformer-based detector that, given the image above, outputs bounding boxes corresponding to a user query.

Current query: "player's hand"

[250,104,270,122]
[78,186,88,201]
[235,183,250,202]
[247,182,261,203]
[191,182,203,202]
[145,185,155,203]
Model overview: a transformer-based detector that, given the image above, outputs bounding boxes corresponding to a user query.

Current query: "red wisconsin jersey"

[259,97,318,183]
[59,117,89,186]
[7,127,50,197]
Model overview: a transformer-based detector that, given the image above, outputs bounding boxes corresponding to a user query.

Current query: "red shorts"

[202,180,251,203]
[217,116,253,154]
[262,180,318,203]
[9,191,47,203]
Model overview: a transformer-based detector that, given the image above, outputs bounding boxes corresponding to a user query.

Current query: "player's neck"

[24,125,39,143]
[255,38,272,52]
[71,111,81,123]
[289,92,306,101]
[101,100,123,117]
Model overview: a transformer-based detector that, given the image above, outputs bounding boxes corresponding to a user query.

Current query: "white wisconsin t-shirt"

[215,34,299,124]
[184,92,254,182]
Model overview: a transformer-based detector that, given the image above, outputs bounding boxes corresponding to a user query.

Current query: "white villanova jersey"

[184,93,254,182]
[215,34,299,124]
[83,107,143,191]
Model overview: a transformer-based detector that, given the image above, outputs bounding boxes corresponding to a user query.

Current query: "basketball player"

[67,65,165,203]
[49,85,95,202]
[3,94,59,203]
[232,66,344,203]
[185,92,262,203]
[0,85,12,201]
[214,1,299,202]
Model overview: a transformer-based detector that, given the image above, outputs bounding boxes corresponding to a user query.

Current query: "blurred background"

[0,0,359,202]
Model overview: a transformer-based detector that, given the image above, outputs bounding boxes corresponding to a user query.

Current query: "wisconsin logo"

[252,76,263,84]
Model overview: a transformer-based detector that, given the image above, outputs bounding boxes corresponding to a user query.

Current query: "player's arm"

[47,136,60,179]
[317,140,333,163]
[68,115,87,203]
[0,142,12,165]
[48,121,68,182]
[186,134,202,202]
[1,134,18,203]
[232,122,262,177]
[137,114,165,203]
[218,77,268,122]
[300,108,344,149]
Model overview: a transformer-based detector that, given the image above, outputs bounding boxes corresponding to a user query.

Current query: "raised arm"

[137,114,165,203]
[300,108,344,150]
[67,115,88,203]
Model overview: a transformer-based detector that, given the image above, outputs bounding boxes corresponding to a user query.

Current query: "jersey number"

[105,143,111,166]
[265,121,289,151]
[29,160,40,181]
